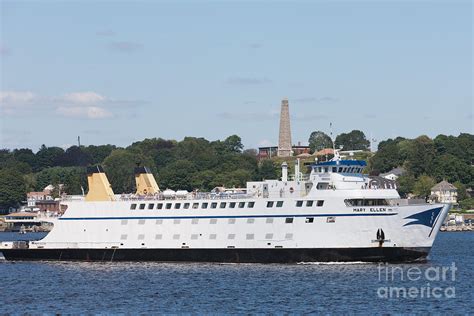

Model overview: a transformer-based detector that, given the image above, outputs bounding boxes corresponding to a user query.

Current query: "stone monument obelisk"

[278,98,292,157]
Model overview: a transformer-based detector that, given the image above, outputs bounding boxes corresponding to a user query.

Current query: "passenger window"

[130,204,137,210]
[220,202,226,208]
[305,217,314,223]
[148,204,154,210]
[202,203,208,209]
[285,218,294,224]
[192,203,199,209]
[238,202,245,208]
[184,203,190,209]
[306,201,314,207]
[175,203,181,209]
[276,201,284,207]
[267,201,274,208]
[229,202,236,209]
[248,202,255,208]
[332,167,337,172]
[139,204,146,210]
[211,202,218,209]
[317,200,324,207]
[166,203,172,209]
[157,203,163,210]
[296,201,303,207]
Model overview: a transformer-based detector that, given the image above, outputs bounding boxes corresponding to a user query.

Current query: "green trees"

[413,175,436,199]
[0,169,27,210]
[369,137,406,173]
[335,130,370,151]
[308,131,333,153]
[35,167,87,195]
[258,160,278,180]
[103,149,155,193]
[0,132,472,209]
[35,145,65,171]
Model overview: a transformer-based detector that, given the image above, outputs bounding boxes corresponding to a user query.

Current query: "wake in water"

[297,261,373,265]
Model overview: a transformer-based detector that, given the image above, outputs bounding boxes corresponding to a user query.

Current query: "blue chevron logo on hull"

[403,207,443,228]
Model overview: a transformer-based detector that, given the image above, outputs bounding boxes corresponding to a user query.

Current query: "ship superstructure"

[0,154,450,263]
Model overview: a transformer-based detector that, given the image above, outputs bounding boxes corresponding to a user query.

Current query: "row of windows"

[120,232,296,241]
[295,200,324,207]
[131,200,326,211]
[314,166,364,174]
[120,217,331,225]
[344,199,389,207]
[130,201,256,210]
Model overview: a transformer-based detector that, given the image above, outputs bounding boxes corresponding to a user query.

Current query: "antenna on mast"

[77,136,81,147]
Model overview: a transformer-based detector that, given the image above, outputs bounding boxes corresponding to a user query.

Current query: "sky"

[0,0,472,152]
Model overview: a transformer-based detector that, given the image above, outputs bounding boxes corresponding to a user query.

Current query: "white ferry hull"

[1,200,450,263]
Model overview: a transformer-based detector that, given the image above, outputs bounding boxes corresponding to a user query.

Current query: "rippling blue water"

[0,232,473,314]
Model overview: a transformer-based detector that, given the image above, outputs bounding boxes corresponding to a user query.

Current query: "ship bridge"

[309,160,369,191]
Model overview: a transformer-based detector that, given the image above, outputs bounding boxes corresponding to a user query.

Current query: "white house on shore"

[430,180,458,204]
[380,167,406,181]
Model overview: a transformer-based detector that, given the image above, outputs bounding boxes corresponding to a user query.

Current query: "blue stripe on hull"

[59,212,398,221]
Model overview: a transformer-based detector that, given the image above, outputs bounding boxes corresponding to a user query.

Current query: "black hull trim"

[1,247,431,263]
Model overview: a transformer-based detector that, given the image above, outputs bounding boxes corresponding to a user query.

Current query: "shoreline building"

[258,98,310,160]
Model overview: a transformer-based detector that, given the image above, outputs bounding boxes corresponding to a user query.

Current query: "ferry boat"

[0,152,450,263]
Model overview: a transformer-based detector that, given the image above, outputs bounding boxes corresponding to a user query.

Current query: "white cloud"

[60,91,106,104]
[0,91,37,103]
[0,90,143,119]
[56,106,112,119]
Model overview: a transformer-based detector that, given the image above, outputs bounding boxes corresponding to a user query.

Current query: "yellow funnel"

[135,167,160,195]
[85,166,115,201]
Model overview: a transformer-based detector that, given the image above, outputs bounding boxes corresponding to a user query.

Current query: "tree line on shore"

[0,131,473,211]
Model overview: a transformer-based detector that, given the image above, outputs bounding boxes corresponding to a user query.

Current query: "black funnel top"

[134,166,151,175]
[87,165,105,174]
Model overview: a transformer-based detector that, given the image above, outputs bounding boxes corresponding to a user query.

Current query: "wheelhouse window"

[130,204,137,210]
[267,201,274,208]
[317,200,324,207]
[332,167,337,173]
[344,199,388,207]
[276,201,284,208]
[139,203,146,210]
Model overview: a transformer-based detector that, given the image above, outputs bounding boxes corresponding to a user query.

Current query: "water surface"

[0,232,472,314]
